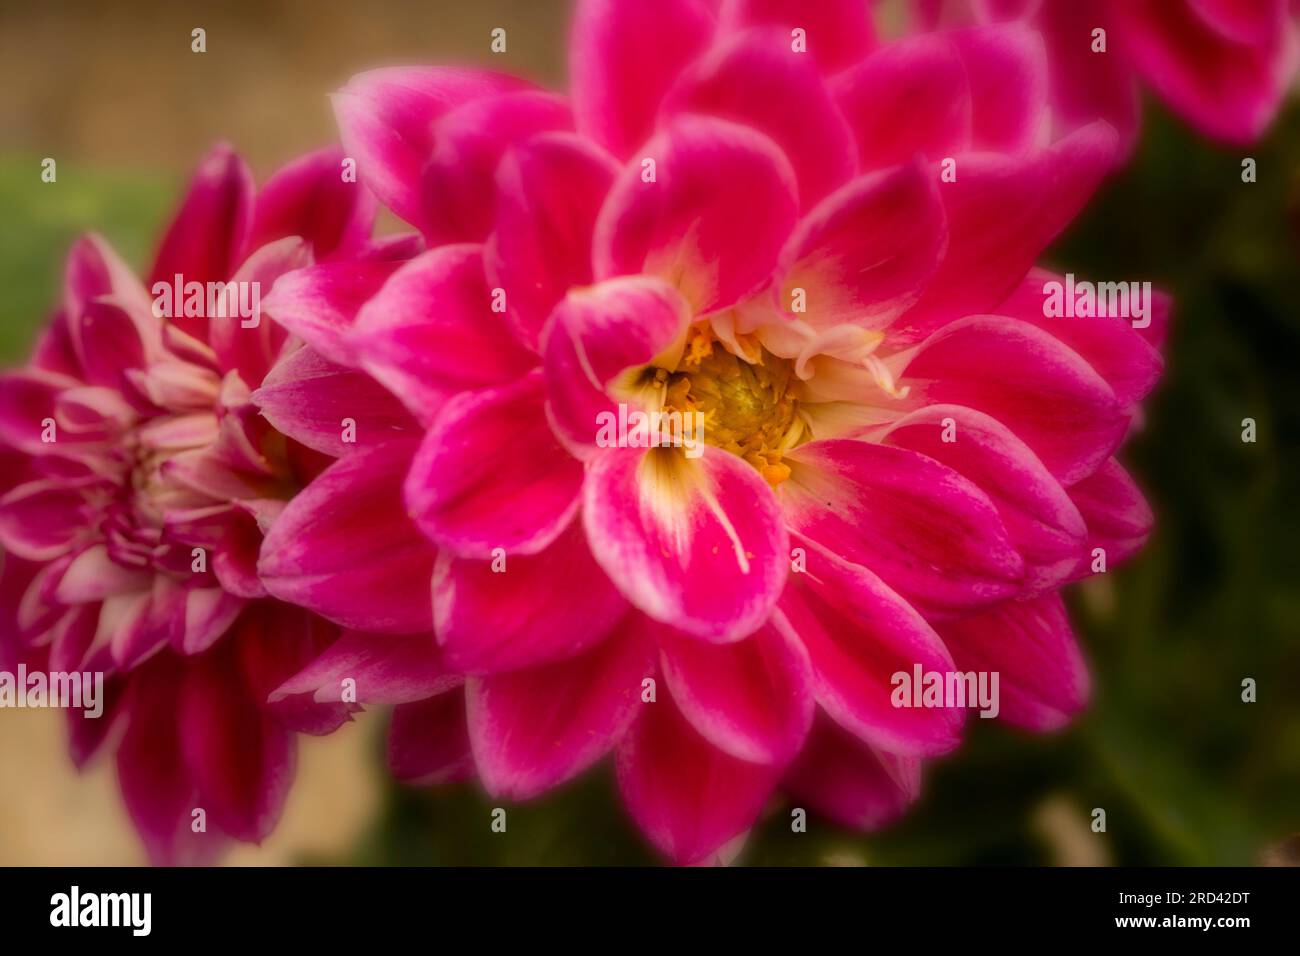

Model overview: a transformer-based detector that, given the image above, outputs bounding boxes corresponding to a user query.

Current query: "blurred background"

[1,0,1297,865]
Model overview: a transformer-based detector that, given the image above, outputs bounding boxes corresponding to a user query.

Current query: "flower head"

[259,0,1168,864]
[0,143,415,862]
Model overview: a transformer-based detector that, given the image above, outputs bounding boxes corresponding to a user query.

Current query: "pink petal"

[388,689,474,785]
[659,617,813,764]
[116,659,217,865]
[1068,457,1153,572]
[992,268,1166,407]
[434,519,628,673]
[1116,0,1300,143]
[351,244,537,424]
[259,438,439,633]
[662,28,857,207]
[207,237,311,385]
[902,315,1128,485]
[950,23,1049,151]
[249,146,376,260]
[777,535,965,755]
[720,0,876,73]
[55,544,151,604]
[585,446,789,642]
[570,0,717,158]
[890,121,1120,345]
[541,275,692,449]
[0,479,92,561]
[939,592,1089,731]
[833,33,972,170]
[616,685,780,865]
[405,372,583,559]
[882,404,1087,595]
[253,346,418,457]
[593,115,799,315]
[261,259,404,368]
[774,160,947,331]
[420,91,573,244]
[486,132,620,350]
[780,439,1024,619]
[783,714,921,830]
[0,371,78,453]
[331,67,526,228]
[467,618,653,799]
[179,644,295,844]
[271,628,455,706]
[179,587,245,655]
[148,144,255,341]
[1031,0,1140,151]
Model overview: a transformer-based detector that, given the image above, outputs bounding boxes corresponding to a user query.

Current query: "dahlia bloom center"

[655,325,803,485]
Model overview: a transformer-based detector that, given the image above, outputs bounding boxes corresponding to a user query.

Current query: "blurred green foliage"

[3,95,1297,866]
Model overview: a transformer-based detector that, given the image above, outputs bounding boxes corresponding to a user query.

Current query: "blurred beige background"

[0,0,570,175]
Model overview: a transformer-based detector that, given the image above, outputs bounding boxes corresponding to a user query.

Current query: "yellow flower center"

[651,326,805,486]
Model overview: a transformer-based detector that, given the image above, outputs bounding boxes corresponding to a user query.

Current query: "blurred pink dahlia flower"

[258,0,1167,863]
[0,144,423,862]
[917,0,1300,147]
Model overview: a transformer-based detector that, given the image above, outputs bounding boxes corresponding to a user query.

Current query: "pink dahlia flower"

[918,0,1300,146]
[0,143,423,862]
[256,0,1168,864]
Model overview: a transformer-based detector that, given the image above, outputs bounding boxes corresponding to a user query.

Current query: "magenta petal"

[585,446,789,642]
[950,23,1049,152]
[0,479,92,561]
[352,244,537,424]
[593,115,799,315]
[616,684,780,865]
[259,439,439,633]
[179,645,295,844]
[940,593,1089,731]
[891,121,1120,344]
[1068,457,1154,572]
[662,28,857,207]
[784,714,921,830]
[659,617,813,764]
[570,0,717,158]
[253,346,417,457]
[992,268,1166,408]
[249,146,376,260]
[902,315,1128,485]
[388,689,474,785]
[541,275,692,448]
[777,536,965,755]
[467,619,653,799]
[780,439,1024,618]
[486,132,620,350]
[261,259,404,368]
[720,0,875,73]
[116,659,216,865]
[208,237,312,385]
[419,91,573,244]
[331,67,527,228]
[882,404,1086,595]
[434,520,628,674]
[1116,0,1299,143]
[775,161,947,331]
[272,629,455,706]
[147,144,255,341]
[833,32,972,171]
[405,372,583,559]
